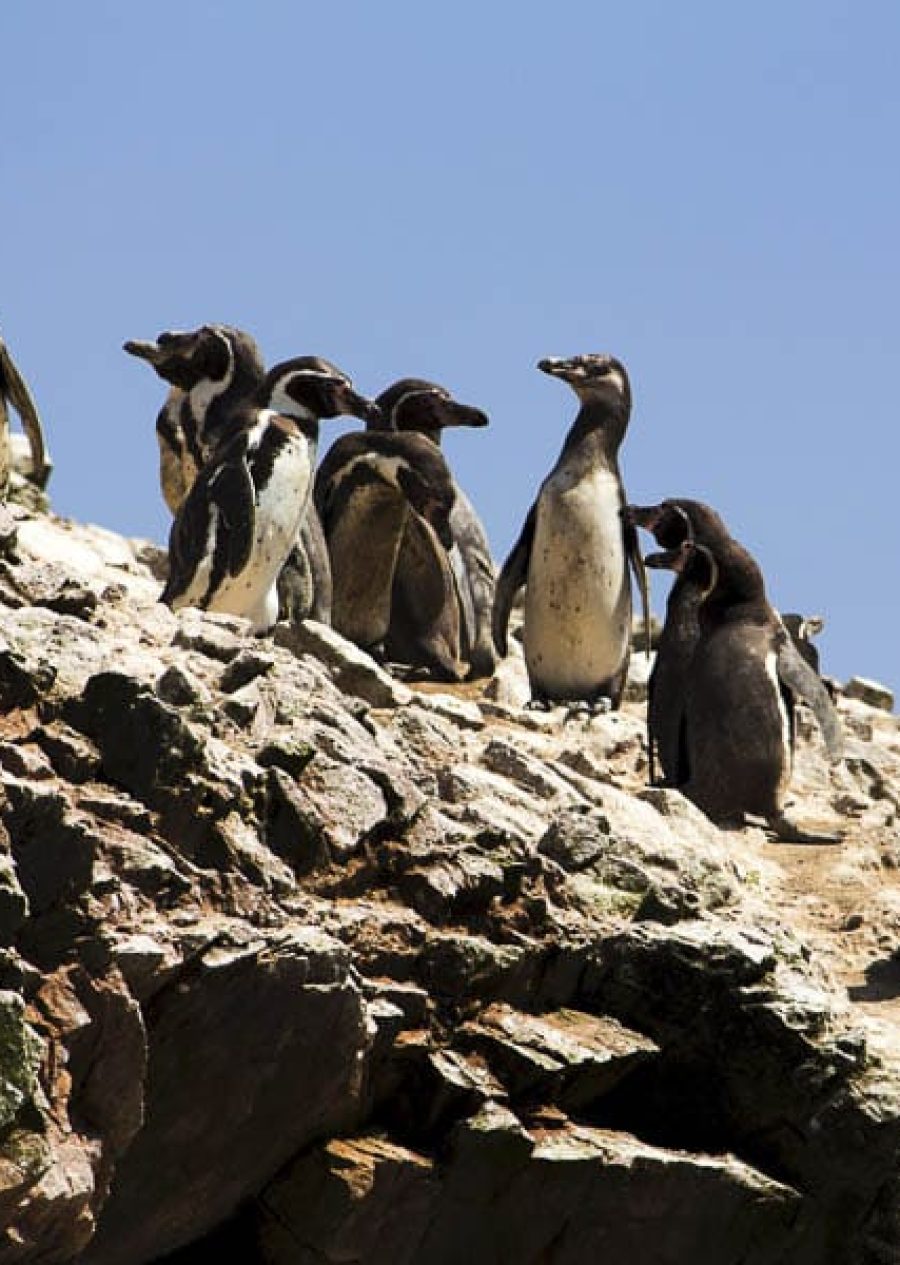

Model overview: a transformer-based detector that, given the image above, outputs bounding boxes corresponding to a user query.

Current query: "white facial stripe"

[328,452,407,497]
[697,548,719,599]
[287,368,349,381]
[188,329,235,418]
[605,367,626,395]
[263,389,317,422]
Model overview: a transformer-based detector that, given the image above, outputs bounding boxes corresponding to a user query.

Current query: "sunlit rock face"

[0,503,897,1265]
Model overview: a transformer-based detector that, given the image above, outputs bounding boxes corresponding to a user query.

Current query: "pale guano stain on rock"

[0,504,895,1264]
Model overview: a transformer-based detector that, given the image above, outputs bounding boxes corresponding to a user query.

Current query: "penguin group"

[126,327,844,841]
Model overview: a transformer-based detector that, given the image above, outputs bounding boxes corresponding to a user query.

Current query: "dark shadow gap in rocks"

[578,1054,803,1193]
[149,1204,261,1264]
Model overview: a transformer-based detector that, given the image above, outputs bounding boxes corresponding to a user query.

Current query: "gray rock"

[843,676,895,712]
[275,620,413,709]
[79,931,371,1265]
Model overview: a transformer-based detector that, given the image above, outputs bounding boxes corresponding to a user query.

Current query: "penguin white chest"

[212,433,311,632]
[524,465,630,697]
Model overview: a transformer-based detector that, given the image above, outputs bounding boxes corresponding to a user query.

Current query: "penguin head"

[375,379,489,443]
[263,357,381,425]
[123,325,264,390]
[781,612,825,642]
[628,499,731,551]
[628,501,694,550]
[645,538,719,597]
[538,354,631,413]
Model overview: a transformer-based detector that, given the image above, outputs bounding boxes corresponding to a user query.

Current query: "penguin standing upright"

[633,499,842,841]
[124,325,332,622]
[124,325,266,513]
[163,357,379,633]
[375,378,497,678]
[315,427,463,680]
[629,498,842,794]
[493,354,649,709]
[627,499,731,785]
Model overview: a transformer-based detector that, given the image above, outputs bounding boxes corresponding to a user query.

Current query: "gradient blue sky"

[4,2,897,694]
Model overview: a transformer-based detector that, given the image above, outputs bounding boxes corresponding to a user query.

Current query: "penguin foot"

[769,813,844,846]
[526,697,554,712]
[566,697,613,720]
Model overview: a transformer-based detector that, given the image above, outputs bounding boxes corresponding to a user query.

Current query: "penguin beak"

[644,543,692,573]
[538,357,579,382]
[332,385,381,425]
[123,339,168,364]
[625,504,664,532]
[431,399,489,430]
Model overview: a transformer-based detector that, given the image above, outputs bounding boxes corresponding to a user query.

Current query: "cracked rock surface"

[0,505,898,1264]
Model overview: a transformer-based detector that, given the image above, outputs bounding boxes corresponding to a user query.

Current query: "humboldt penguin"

[493,354,649,709]
[124,324,265,513]
[780,612,836,699]
[376,378,497,678]
[634,500,842,842]
[314,428,463,680]
[124,325,332,623]
[163,357,378,632]
[627,499,732,785]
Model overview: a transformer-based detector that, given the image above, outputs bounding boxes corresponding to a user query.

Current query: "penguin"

[492,354,650,709]
[124,324,266,514]
[633,500,842,842]
[163,357,379,633]
[0,335,51,499]
[375,378,497,678]
[314,428,463,680]
[124,325,332,623]
[780,612,836,699]
[627,499,732,786]
[629,499,842,792]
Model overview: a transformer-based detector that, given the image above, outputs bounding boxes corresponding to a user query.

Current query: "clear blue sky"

[4,2,897,694]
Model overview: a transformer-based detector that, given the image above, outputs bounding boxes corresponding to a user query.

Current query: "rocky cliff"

[0,503,897,1264]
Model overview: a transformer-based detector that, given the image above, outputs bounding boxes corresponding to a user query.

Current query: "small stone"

[842,913,864,932]
[220,650,275,694]
[156,665,203,706]
[221,685,261,726]
[172,610,246,662]
[842,677,895,712]
[257,737,316,779]
[274,620,413,709]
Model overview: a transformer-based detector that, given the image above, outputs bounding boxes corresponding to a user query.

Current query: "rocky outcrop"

[0,504,898,1264]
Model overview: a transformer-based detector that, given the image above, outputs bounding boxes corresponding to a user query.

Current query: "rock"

[843,676,895,712]
[275,620,413,709]
[254,1116,799,1265]
[0,851,28,946]
[482,655,530,708]
[67,673,204,805]
[258,1135,437,1265]
[80,930,371,1265]
[457,1003,658,1110]
[0,504,896,1263]
[155,665,204,707]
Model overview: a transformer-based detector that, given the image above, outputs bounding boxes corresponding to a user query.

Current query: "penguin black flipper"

[775,632,844,764]
[492,501,538,658]
[278,507,333,624]
[0,338,51,489]
[625,515,652,657]
[163,448,255,607]
[300,505,332,623]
